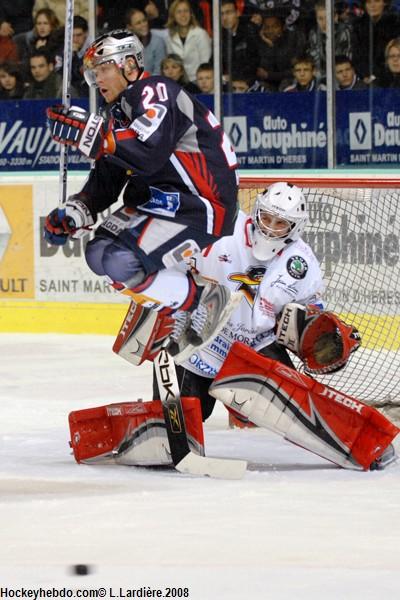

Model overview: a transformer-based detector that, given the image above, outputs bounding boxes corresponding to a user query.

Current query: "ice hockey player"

[44,29,240,358]
[106,182,398,471]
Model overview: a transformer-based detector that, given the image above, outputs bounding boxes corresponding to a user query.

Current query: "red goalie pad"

[212,342,399,470]
[113,301,174,365]
[69,398,204,464]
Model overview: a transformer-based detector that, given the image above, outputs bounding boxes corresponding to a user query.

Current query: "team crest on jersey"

[287,256,308,280]
[229,266,266,305]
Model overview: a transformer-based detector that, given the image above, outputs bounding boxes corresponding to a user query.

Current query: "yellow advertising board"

[0,185,34,298]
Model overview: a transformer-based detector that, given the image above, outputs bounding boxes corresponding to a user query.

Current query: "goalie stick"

[154,348,247,479]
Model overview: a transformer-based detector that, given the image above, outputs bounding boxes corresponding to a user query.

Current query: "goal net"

[239,175,400,418]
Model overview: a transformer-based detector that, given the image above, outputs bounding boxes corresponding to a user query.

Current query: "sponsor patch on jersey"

[286,256,308,280]
[138,187,180,217]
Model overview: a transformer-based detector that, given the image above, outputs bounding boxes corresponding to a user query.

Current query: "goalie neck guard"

[83,30,144,87]
[251,182,308,260]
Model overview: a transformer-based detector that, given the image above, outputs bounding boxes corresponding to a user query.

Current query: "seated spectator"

[14,8,62,74]
[283,55,326,91]
[23,47,64,98]
[221,0,259,87]
[32,1,88,26]
[0,24,19,64]
[231,69,267,92]
[375,37,400,87]
[144,1,168,30]
[0,1,34,36]
[352,0,400,84]
[308,0,352,82]
[244,1,303,32]
[126,8,166,75]
[166,0,211,83]
[160,53,200,93]
[256,13,306,92]
[71,15,91,97]
[0,61,25,98]
[195,62,214,93]
[335,55,369,89]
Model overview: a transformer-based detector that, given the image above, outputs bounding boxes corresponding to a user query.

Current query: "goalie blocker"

[210,341,399,470]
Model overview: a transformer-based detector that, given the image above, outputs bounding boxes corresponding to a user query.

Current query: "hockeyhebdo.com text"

[0,587,191,598]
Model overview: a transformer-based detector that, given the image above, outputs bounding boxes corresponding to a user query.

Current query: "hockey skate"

[369,443,397,470]
[169,282,242,365]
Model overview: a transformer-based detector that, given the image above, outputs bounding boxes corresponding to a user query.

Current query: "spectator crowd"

[1,0,400,100]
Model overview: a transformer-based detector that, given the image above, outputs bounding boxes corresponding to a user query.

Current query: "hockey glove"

[44,195,95,246]
[276,303,361,375]
[46,105,105,160]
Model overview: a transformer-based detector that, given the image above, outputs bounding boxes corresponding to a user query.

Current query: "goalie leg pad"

[69,398,204,466]
[209,342,399,470]
[113,301,174,365]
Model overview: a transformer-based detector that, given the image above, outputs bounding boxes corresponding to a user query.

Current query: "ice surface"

[1,334,400,599]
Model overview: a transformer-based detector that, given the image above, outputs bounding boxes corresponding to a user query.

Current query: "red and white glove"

[46,105,106,159]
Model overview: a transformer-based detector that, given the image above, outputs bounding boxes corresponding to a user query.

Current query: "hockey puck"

[72,564,90,576]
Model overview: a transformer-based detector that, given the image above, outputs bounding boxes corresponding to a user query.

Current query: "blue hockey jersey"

[82,74,239,237]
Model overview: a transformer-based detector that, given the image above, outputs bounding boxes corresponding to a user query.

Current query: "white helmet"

[251,182,308,260]
[83,29,144,87]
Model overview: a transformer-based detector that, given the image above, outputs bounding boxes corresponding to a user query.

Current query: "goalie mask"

[251,182,308,260]
[83,30,144,87]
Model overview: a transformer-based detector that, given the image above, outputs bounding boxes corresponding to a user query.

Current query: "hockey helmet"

[83,30,144,86]
[251,182,308,260]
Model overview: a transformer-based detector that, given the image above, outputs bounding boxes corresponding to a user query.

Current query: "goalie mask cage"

[238,174,400,411]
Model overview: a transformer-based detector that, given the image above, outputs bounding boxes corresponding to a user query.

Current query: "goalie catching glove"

[276,303,361,374]
[46,105,114,160]
[44,194,95,245]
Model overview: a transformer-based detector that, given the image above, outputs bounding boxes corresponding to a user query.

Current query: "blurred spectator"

[14,8,62,72]
[0,61,25,98]
[126,8,166,75]
[256,13,306,92]
[0,1,34,36]
[160,53,200,93]
[144,1,168,30]
[335,54,369,88]
[23,47,64,98]
[166,0,211,82]
[195,62,214,93]
[352,0,400,84]
[283,55,326,91]
[244,1,302,31]
[32,1,89,25]
[0,27,19,65]
[308,0,352,81]
[375,37,400,86]
[231,69,267,91]
[71,15,91,97]
[221,0,259,87]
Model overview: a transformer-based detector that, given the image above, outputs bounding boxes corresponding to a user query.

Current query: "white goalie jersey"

[182,210,325,378]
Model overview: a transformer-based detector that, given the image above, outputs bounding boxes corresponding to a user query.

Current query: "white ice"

[1,334,400,599]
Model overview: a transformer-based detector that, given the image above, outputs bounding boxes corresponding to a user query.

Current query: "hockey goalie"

[68,301,398,471]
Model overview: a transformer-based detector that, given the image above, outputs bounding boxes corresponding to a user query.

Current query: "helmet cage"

[83,30,144,87]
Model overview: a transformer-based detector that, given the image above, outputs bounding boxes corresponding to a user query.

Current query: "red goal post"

[238,173,400,415]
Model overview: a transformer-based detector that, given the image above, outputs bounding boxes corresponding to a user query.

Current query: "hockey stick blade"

[155,348,247,479]
[175,452,247,480]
